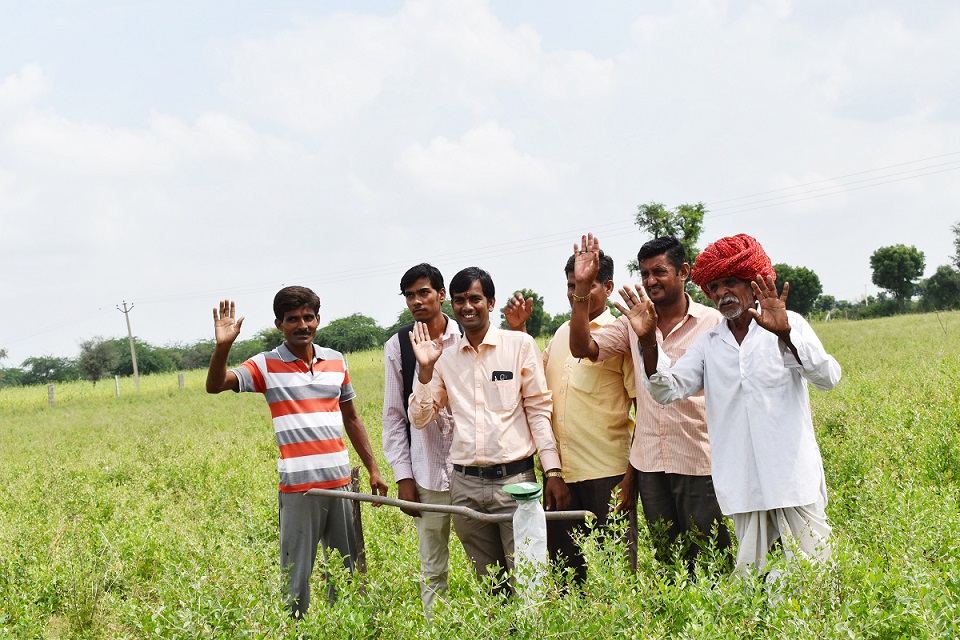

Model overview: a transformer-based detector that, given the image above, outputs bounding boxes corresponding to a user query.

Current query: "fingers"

[781,281,790,301]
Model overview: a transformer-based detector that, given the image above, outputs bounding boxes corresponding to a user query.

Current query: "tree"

[107,337,177,376]
[78,337,119,385]
[315,313,386,353]
[772,263,823,316]
[921,265,960,310]
[500,289,550,337]
[20,356,80,386]
[870,244,926,311]
[815,295,837,313]
[627,202,707,275]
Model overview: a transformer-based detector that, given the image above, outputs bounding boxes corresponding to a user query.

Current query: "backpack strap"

[396,318,463,444]
[397,322,417,444]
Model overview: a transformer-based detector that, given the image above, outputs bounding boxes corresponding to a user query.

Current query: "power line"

[3,150,956,347]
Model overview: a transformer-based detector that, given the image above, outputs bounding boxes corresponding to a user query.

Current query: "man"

[408,266,570,595]
[617,234,841,573]
[503,251,635,585]
[569,234,731,569]
[382,263,459,617]
[205,286,388,618]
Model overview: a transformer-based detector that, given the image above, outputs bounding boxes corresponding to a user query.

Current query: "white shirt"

[382,315,460,492]
[643,311,841,515]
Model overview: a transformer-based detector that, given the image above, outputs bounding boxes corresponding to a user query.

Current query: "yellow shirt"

[544,309,635,483]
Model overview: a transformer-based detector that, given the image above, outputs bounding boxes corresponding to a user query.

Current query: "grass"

[0,311,958,638]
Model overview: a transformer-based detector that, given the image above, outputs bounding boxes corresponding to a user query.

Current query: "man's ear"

[603,280,615,296]
[679,263,691,281]
[438,288,446,303]
[274,318,282,330]
[489,297,496,310]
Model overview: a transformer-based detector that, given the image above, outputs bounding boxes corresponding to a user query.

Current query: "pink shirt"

[409,325,560,471]
[593,296,722,476]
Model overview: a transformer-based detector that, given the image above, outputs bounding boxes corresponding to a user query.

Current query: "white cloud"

[0,64,48,110]
[221,0,611,133]
[396,120,563,198]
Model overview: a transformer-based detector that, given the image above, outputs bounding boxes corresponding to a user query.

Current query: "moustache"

[718,295,739,306]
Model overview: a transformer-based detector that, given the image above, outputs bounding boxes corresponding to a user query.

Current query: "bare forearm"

[206,343,234,393]
[344,416,381,475]
[638,338,658,378]
[568,300,600,360]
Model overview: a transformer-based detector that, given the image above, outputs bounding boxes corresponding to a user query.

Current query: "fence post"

[178,372,185,389]
[628,504,638,573]
[349,466,367,575]
[115,375,121,398]
[47,384,54,406]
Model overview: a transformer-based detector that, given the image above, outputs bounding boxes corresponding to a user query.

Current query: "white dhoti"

[731,501,831,573]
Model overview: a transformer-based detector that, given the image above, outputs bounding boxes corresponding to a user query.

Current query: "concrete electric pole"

[117,301,140,391]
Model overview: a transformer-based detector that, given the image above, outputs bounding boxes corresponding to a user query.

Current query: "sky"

[1,0,958,367]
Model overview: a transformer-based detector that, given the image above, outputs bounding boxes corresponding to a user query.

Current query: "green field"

[2,313,959,638]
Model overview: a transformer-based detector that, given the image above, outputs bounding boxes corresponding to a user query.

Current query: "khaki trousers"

[413,483,452,618]
[449,468,537,596]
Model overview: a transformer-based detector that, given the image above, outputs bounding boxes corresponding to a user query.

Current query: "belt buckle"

[492,465,504,479]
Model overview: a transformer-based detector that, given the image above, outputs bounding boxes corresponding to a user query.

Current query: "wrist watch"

[544,470,564,480]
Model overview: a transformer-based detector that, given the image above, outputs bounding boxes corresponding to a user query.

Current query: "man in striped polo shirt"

[206,286,387,618]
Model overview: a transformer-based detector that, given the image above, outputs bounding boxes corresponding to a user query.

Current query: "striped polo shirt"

[232,342,355,492]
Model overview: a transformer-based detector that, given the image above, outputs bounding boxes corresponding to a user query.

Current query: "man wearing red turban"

[612,233,841,578]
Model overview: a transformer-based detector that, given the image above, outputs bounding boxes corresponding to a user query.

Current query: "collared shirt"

[594,295,722,476]
[544,309,635,483]
[409,325,560,471]
[644,311,841,515]
[232,342,354,492]
[382,315,459,492]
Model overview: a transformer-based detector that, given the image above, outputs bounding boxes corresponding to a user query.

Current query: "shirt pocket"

[569,363,601,393]
[748,347,792,388]
[483,378,520,412]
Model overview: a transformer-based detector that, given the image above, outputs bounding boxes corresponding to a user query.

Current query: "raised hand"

[410,321,443,371]
[613,284,658,341]
[503,292,532,331]
[572,233,601,286]
[213,299,244,346]
[748,275,791,338]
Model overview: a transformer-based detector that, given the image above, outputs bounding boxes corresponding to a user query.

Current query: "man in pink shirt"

[408,266,570,595]
[570,235,731,571]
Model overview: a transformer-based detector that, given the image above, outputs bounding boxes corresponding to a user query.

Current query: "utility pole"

[117,301,140,391]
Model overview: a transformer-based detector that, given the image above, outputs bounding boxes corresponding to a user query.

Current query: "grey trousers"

[278,489,357,618]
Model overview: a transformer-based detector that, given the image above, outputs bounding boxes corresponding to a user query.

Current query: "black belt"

[453,456,535,479]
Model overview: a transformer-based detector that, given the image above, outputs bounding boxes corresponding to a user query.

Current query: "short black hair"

[400,263,444,293]
[273,286,320,320]
[637,236,686,271]
[564,251,614,284]
[449,267,495,300]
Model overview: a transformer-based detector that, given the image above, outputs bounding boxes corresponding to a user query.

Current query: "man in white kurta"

[604,233,841,572]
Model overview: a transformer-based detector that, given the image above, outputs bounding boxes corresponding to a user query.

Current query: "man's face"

[451,279,493,335]
[566,272,613,319]
[402,277,445,323]
[704,277,755,320]
[275,304,320,348]
[639,254,689,307]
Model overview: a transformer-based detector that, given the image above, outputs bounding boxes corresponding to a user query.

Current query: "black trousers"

[546,474,624,585]
[637,471,732,569]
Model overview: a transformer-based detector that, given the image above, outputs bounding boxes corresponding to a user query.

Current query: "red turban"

[690,234,776,296]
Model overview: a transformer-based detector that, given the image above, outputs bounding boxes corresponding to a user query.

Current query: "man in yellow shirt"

[505,252,635,585]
